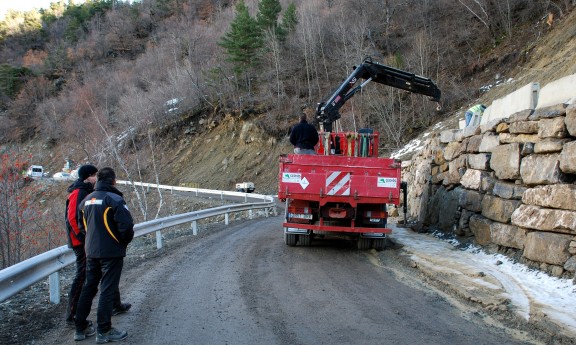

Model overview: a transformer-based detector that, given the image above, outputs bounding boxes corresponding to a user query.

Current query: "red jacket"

[65,180,93,248]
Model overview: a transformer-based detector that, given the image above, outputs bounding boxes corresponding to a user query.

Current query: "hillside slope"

[156,9,576,194]
[156,114,291,195]
[473,8,576,102]
[12,5,576,200]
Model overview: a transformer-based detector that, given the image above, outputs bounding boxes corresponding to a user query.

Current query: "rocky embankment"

[403,100,575,280]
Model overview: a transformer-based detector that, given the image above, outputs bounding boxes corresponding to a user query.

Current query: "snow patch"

[392,225,576,334]
[391,138,422,159]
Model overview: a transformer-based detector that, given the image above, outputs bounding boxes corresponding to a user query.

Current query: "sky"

[0,0,85,19]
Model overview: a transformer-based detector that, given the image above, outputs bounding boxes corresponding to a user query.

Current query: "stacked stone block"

[404,103,576,278]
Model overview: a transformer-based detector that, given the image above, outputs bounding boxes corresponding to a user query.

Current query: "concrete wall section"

[536,73,576,108]
[481,82,540,124]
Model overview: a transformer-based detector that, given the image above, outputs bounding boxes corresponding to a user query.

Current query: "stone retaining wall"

[402,102,576,278]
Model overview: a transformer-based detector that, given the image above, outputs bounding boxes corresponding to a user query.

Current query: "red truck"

[278,58,441,249]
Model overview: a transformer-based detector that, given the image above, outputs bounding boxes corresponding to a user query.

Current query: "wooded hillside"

[2,0,572,150]
[0,0,575,266]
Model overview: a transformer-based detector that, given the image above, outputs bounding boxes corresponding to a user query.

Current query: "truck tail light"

[364,210,388,219]
[288,206,311,214]
[287,206,313,223]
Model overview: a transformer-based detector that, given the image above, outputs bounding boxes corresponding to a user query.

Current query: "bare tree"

[364,87,410,153]
[457,0,495,41]
[262,28,284,102]
[85,100,149,221]
[0,149,48,268]
[297,1,327,102]
[456,0,525,43]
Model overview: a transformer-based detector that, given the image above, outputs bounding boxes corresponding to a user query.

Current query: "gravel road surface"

[27,215,542,345]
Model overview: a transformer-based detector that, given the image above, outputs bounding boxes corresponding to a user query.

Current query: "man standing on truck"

[290,113,319,154]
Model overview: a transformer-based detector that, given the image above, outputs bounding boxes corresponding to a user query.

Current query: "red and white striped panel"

[326,171,350,196]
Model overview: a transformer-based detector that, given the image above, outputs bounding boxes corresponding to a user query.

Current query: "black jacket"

[290,119,319,150]
[79,181,134,258]
[65,180,94,248]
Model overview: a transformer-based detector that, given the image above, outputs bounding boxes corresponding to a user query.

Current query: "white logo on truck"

[377,177,397,188]
[282,173,301,183]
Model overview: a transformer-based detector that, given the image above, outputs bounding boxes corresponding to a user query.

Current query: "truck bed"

[278,154,402,206]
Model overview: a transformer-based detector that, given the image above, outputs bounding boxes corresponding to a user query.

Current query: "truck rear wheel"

[299,234,311,246]
[357,237,371,250]
[285,233,297,246]
[373,238,386,251]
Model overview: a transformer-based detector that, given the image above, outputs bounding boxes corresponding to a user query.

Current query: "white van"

[26,165,44,179]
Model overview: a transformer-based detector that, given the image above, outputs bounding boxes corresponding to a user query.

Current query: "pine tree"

[256,0,281,32]
[281,3,298,34]
[219,1,262,74]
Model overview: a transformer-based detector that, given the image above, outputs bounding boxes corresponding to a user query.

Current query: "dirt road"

[32,215,547,345]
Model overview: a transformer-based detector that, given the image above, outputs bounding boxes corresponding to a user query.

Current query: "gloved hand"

[76,230,86,244]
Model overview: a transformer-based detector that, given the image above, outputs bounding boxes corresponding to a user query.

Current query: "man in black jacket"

[65,165,131,327]
[74,167,134,343]
[290,114,319,154]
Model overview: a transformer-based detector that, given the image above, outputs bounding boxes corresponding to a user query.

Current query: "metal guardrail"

[116,180,267,202]
[0,182,276,304]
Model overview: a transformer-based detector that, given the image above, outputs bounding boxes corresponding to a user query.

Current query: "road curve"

[45,215,534,345]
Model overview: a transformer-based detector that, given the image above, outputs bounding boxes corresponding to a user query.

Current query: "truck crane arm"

[316,57,442,132]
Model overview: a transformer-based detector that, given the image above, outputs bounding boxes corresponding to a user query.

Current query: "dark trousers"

[67,247,86,322]
[67,248,122,323]
[75,257,124,333]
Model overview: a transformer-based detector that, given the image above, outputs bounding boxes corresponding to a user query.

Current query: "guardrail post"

[245,194,248,202]
[156,230,163,249]
[171,186,174,195]
[192,220,198,235]
[220,192,224,200]
[249,209,253,219]
[225,213,229,225]
[195,189,198,196]
[49,272,60,304]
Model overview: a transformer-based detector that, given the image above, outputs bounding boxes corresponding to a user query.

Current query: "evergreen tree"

[0,9,42,41]
[0,64,31,99]
[256,0,281,32]
[257,0,290,40]
[219,1,262,74]
[281,3,298,34]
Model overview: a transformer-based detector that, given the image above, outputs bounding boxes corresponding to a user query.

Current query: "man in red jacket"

[64,165,131,327]
[74,167,135,343]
